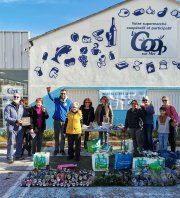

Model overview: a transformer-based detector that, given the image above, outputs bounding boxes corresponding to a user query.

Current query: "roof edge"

[29,0,179,42]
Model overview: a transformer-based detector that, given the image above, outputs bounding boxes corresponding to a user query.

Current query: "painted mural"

[33,3,179,81]
[29,0,180,128]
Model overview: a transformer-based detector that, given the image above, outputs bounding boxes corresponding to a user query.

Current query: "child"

[156,107,171,151]
[64,102,83,161]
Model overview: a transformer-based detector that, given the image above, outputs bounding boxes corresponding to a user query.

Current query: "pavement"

[1,147,180,198]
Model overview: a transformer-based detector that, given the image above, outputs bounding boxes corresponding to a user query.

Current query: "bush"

[43,129,54,141]
[0,130,7,138]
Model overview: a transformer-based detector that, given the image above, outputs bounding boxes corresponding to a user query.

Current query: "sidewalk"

[1,148,180,198]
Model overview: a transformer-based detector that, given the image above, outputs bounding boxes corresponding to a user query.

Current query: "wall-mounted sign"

[99,90,147,110]
[1,85,23,107]
[120,20,177,58]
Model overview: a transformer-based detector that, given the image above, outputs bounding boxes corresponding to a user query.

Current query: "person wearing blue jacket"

[47,87,72,155]
[140,96,155,151]
[4,93,25,163]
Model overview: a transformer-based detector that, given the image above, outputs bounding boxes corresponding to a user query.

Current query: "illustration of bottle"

[109,51,115,60]
[109,17,117,46]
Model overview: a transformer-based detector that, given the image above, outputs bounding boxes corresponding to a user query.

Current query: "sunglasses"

[61,93,66,95]
[162,100,167,102]
[13,96,20,99]
[142,100,148,102]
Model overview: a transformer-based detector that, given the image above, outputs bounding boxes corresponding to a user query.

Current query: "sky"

[0,0,124,38]
[0,0,179,38]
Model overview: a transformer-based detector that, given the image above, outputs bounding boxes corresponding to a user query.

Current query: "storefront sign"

[120,20,177,58]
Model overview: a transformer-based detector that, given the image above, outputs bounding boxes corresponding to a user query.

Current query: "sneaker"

[54,150,59,156]
[67,156,74,160]
[7,159,14,164]
[60,150,66,155]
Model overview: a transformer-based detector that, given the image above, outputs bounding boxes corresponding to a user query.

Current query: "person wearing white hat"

[4,93,25,163]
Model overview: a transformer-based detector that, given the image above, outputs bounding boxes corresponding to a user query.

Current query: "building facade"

[29,0,180,128]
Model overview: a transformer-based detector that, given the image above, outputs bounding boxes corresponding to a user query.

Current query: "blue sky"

[0,0,179,38]
[0,0,124,38]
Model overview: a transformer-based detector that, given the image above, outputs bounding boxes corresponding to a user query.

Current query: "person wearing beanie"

[4,93,25,163]
[64,102,83,161]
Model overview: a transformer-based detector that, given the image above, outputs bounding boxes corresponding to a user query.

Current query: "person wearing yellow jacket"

[64,102,83,161]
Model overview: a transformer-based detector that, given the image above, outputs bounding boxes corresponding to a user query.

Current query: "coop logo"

[7,88,18,94]
[131,31,167,55]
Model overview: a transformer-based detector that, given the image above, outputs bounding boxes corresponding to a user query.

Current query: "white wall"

[29,0,180,103]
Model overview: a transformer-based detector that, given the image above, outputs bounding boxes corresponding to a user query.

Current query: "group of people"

[4,87,179,163]
[47,87,113,161]
[123,95,178,156]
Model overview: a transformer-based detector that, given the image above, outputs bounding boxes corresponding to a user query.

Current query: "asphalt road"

[1,148,180,198]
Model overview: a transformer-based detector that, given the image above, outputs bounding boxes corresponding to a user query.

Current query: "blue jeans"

[7,129,24,160]
[158,133,168,151]
[143,124,153,151]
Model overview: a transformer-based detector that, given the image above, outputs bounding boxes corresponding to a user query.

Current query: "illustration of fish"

[51,45,72,64]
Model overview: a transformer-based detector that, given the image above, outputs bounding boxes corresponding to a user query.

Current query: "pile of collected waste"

[21,169,95,187]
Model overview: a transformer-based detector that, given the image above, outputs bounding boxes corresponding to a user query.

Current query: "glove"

[122,127,127,132]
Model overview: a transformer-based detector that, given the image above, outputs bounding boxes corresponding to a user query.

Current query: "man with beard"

[4,93,25,163]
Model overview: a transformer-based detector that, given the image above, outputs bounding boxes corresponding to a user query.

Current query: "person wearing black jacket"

[123,99,145,156]
[80,98,95,149]
[30,98,49,154]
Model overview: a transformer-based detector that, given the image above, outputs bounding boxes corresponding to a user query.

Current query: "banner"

[99,90,146,110]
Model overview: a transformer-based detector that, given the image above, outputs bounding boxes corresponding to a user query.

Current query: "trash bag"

[159,150,177,168]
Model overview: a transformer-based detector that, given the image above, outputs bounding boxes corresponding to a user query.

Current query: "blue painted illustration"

[172,61,180,70]
[80,47,88,54]
[133,8,145,16]
[64,58,75,67]
[92,29,104,41]
[131,31,167,55]
[159,60,168,70]
[51,45,72,64]
[97,55,106,68]
[146,62,155,74]
[34,67,43,76]
[118,8,130,17]
[71,32,79,42]
[49,67,59,78]
[82,35,92,43]
[133,60,143,71]
[146,6,155,15]
[42,52,48,63]
[91,43,101,55]
[78,55,88,67]
[171,10,180,18]
[106,17,117,47]
[115,61,129,70]
[157,7,168,17]
[109,51,115,60]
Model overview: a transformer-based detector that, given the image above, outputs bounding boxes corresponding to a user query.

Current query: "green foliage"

[43,129,54,141]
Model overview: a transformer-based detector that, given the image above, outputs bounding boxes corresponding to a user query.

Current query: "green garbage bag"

[87,139,101,153]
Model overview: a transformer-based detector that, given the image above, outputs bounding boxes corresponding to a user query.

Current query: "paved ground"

[1,148,180,198]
